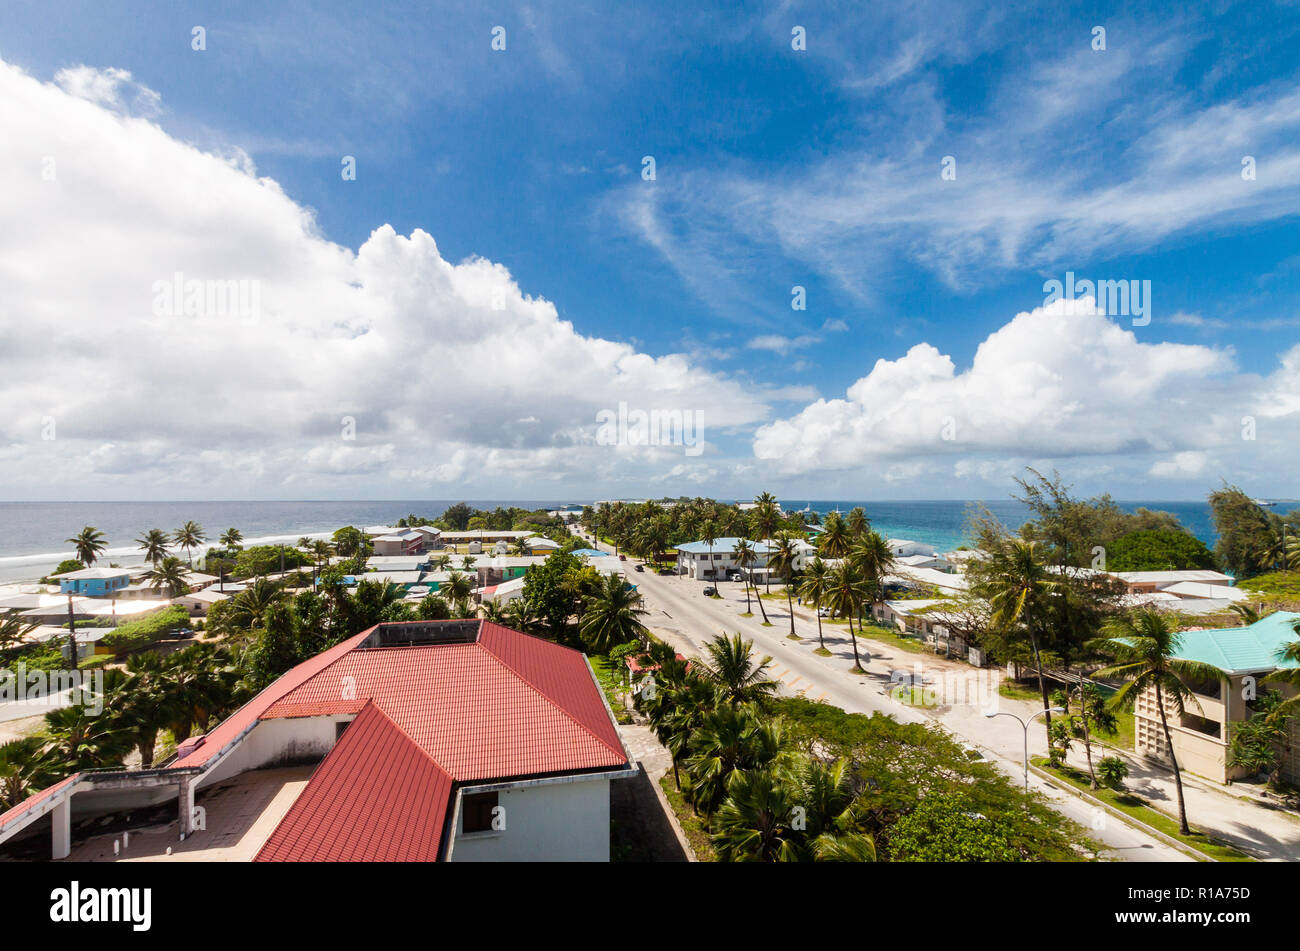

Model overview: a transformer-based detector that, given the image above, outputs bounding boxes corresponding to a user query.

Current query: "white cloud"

[0,59,774,497]
[752,297,1296,487]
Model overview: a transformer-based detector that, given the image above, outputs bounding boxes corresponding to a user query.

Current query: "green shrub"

[100,605,190,652]
[1097,756,1129,790]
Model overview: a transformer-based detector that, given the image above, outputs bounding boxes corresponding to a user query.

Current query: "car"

[618,554,626,561]
[817,606,831,618]
[702,586,717,596]
[634,563,644,572]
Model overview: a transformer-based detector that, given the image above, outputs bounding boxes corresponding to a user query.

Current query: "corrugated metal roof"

[254,701,452,862]
[1171,611,1300,674]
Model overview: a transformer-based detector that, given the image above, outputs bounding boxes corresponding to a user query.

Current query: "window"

[462,791,499,834]
[335,720,350,741]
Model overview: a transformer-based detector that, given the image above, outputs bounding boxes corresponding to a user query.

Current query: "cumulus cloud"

[752,297,1297,487]
[0,59,773,497]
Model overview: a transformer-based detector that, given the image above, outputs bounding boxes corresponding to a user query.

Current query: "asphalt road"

[588,534,1189,862]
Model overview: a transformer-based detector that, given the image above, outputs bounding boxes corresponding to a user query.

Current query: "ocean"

[1,498,1295,586]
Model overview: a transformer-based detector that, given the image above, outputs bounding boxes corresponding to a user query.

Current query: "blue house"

[52,566,133,597]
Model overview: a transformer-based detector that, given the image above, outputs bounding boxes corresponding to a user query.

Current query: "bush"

[1097,756,1129,790]
[100,605,190,652]
[41,559,85,583]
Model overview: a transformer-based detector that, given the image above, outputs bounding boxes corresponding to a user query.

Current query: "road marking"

[785,675,801,688]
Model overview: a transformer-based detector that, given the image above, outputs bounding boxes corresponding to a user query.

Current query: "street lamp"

[985,706,1065,793]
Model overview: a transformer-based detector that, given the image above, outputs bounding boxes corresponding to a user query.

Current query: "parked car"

[634,563,644,572]
[702,586,717,597]
[619,554,626,561]
[817,606,830,618]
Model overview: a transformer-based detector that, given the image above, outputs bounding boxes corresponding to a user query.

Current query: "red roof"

[253,620,627,860]
[170,628,374,769]
[255,701,452,862]
[5,621,627,860]
[260,621,624,780]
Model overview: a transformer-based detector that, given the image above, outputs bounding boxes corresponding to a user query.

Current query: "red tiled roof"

[263,627,625,780]
[169,628,374,769]
[254,701,452,862]
[0,773,79,831]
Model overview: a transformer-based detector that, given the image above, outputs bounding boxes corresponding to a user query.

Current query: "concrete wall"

[448,777,610,862]
[198,715,353,790]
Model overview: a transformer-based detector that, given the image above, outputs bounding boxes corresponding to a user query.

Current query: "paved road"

[593,535,1188,862]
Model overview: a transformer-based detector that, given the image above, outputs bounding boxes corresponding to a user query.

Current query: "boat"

[1253,498,1276,507]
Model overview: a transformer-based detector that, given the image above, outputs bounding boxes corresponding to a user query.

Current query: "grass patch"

[813,647,833,657]
[1033,757,1255,862]
[658,774,716,861]
[739,611,754,618]
[1239,570,1300,603]
[888,684,939,708]
[786,633,801,640]
[854,622,928,655]
[588,655,633,724]
[999,680,1043,702]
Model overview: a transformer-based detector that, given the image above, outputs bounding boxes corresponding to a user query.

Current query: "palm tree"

[846,506,869,539]
[0,614,39,653]
[684,702,784,813]
[768,534,801,640]
[733,539,756,614]
[146,556,191,598]
[580,573,649,652]
[173,521,206,567]
[1229,603,1267,626]
[1260,617,1300,721]
[847,530,895,626]
[701,520,717,591]
[227,578,283,631]
[135,528,170,566]
[826,561,870,671]
[799,556,832,652]
[112,652,176,769]
[817,512,850,560]
[219,528,244,550]
[1097,608,1223,835]
[42,687,132,772]
[441,571,473,614]
[751,494,780,593]
[698,634,776,706]
[979,539,1061,736]
[431,554,452,573]
[0,737,51,809]
[66,526,107,566]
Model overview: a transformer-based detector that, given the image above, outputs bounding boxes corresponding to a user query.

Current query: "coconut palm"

[227,578,283,631]
[698,633,776,706]
[817,512,850,559]
[799,556,832,652]
[845,506,869,539]
[700,520,718,591]
[751,493,781,592]
[580,573,649,653]
[0,614,38,653]
[441,571,474,614]
[219,527,244,550]
[112,652,176,769]
[733,538,766,622]
[848,530,896,622]
[978,539,1061,736]
[684,702,784,814]
[1229,603,1268,626]
[173,521,206,567]
[1097,608,1223,835]
[768,534,801,640]
[146,555,191,598]
[135,528,170,566]
[826,561,871,672]
[42,687,132,772]
[66,526,107,566]
[0,737,52,809]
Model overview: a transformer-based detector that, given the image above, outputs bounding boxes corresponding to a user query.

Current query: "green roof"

[1171,612,1300,675]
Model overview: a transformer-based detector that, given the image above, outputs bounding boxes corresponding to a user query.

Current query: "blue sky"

[1,1,1299,500]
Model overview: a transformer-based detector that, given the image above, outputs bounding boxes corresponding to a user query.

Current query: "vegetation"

[1097,608,1223,835]
[65,526,108,566]
[1106,529,1217,571]
[99,605,191,653]
[639,633,1091,862]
